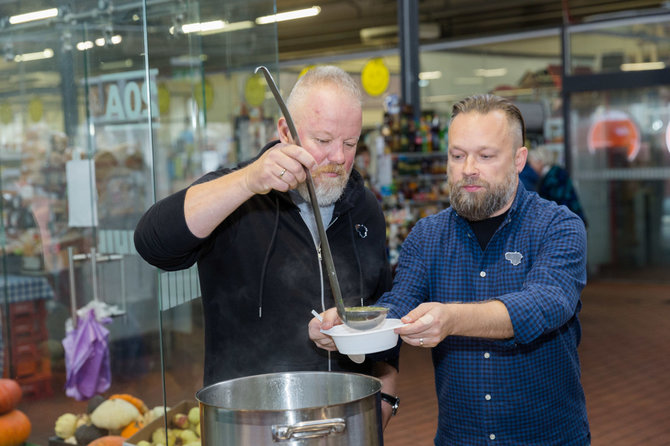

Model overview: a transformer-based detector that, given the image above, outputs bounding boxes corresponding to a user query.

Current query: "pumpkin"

[109,393,148,414]
[0,379,22,415]
[0,409,31,446]
[88,435,126,446]
[120,419,144,438]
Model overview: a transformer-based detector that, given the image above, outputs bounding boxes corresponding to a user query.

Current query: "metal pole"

[398,0,420,122]
[561,24,572,172]
[68,247,77,329]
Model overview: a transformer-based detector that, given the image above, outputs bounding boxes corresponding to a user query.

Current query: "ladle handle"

[255,66,348,323]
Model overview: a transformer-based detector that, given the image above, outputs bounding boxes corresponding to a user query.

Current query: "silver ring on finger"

[279,168,286,177]
[419,338,424,346]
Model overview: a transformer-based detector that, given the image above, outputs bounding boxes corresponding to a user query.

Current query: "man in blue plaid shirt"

[311,94,589,445]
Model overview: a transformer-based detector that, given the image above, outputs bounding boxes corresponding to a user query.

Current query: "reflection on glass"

[0,0,277,443]
[571,88,670,281]
[568,16,670,75]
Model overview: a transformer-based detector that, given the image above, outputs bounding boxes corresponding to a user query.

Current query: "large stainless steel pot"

[196,371,383,445]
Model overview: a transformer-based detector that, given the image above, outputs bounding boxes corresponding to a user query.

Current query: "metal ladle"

[255,66,388,331]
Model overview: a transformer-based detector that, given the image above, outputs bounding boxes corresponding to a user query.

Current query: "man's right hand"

[244,143,317,195]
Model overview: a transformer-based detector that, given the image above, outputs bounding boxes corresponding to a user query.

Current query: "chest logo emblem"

[355,224,368,238]
[505,251,523,266]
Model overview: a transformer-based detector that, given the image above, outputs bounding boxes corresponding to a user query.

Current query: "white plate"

[321,318,406,354]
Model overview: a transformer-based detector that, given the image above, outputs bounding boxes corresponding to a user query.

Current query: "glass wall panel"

[568,14,670,74]
[570,87,670,280]
[0,0,277,444]
[419,31,563,141]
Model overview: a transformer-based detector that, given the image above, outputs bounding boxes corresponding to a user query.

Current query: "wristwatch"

[381,392,400,416]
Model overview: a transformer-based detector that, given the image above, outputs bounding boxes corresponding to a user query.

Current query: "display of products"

[49,394,201,446]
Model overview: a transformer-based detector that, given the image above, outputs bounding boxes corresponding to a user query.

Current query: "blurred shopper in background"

[527,145,588,227]
[311,94,590,445]
[134,66,399,425]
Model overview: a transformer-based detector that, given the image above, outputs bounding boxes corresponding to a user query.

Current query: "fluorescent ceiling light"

[77,41,94,51]
[256,6,321,25]
[419,71,442,80]
[474,68,508,77]
[9,8,58,24]
[95,35,123,46]
[182,20,225,34]
[175,20,254,35]
[620,61,665,71]
[14,48,54,62]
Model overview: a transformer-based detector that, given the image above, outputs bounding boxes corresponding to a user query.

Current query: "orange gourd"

[88,436,126,446]
[0,409,31,446]
[0,379,22,414]
[120,419,144,438]
[109,393,148,413]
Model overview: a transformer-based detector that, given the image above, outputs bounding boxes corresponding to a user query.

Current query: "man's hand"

[395,302,450,348]
[244,143,316,195]
[308,307,341,351]
[395,300,514,347]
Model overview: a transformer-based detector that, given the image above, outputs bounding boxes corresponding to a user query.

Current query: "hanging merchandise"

[62,308,112,401]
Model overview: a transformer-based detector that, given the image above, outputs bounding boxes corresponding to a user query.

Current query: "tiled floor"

[383,280,670,446]
[24,280,670,445]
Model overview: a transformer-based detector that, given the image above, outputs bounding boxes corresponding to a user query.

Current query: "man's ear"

[277,117,291,143]
[515,146,528,173]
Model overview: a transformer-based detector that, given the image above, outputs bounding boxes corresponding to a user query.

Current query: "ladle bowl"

[343,306,389,331]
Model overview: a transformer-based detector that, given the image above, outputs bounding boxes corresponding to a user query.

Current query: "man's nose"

[327,142,346,164]
[463,156,478,175]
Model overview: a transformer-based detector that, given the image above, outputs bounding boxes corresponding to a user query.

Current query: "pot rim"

[196,371,383,412]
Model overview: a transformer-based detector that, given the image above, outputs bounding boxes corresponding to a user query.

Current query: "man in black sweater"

[134,66,398,425]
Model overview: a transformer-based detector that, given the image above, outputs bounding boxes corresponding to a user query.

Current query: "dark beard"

[448,168,517,221]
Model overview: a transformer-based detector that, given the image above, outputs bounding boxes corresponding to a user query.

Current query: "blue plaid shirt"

[378,185,590,445]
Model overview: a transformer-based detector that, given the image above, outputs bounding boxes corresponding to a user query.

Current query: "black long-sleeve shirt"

[134,142,394,386]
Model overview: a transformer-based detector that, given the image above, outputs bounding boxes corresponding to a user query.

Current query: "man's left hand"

[395,302,450,348]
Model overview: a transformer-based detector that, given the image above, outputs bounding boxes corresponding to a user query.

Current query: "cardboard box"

[126,400,198,445]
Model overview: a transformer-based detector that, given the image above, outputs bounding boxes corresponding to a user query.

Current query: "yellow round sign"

[28,97,44,122]
[299,65,315,78]
[0,101,12,124]
[158,83,170,115]
[244,73,266,107]
[361,58,390,97]
[194,79,214,111]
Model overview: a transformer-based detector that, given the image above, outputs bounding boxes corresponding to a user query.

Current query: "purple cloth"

[62,309,112,400]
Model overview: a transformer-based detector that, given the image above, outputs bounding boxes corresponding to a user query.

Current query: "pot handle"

[272,418,346,442]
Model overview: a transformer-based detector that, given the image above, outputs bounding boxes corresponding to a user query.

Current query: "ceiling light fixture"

[173,20,254,35]
[13,48,54,62]
[95,35,123,46]
[181,20,225,34]
[255,6,321,25]
[77,41,94,51]
[9,8,58,25]
[620,61,665,71]
[474,68,508,77]
[419,71,442,80]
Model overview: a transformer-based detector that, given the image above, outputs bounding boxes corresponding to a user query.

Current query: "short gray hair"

[450,94,525,148]
[286,65,362,113]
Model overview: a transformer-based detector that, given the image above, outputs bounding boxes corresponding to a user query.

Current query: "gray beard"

[448,167,517,221]
[297,172,349,206]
